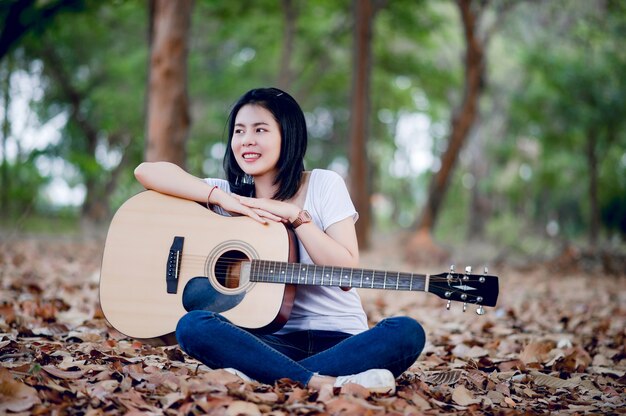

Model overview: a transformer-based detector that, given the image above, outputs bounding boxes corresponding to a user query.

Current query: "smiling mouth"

[242,153,261,160]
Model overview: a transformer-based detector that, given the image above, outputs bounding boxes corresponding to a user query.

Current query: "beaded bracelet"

[206,185,218,210]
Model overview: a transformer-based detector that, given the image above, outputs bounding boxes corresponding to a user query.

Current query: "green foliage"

[2,0,625,249]
[0,153,49,216]
[493,1,626,243]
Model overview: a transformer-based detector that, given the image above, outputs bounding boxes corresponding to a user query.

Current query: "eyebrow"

[234,122,270,127]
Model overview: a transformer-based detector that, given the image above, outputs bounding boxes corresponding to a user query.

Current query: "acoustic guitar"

[99,191,499,344]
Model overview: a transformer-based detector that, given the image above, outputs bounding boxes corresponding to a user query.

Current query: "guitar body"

[99,191,296,342]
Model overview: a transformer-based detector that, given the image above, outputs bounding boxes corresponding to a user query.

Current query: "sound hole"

[215,250,249,289]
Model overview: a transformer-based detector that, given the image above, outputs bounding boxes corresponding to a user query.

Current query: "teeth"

[243,153,260,159]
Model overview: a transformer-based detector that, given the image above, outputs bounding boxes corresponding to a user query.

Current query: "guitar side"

[99,191,294,341]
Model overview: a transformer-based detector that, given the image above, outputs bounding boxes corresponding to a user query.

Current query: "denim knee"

[378,316,426,357]
[176,310,218,350]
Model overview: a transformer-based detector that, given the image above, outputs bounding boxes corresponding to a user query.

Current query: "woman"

[134,87,425,393]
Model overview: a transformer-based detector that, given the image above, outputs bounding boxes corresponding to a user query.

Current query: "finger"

[254,209,282,222]
[245,209,268,224]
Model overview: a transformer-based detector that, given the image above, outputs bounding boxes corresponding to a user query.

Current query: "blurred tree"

[349,0,386,248]
[17,1,148,222]
[404,0,487,261]
[277,0,297,90]
[1,56,11,213]
[507,0,626,246]
[145,0,194,168]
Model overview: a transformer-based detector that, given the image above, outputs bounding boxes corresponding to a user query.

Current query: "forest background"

[1,0,625,257]
[0,0,625,414]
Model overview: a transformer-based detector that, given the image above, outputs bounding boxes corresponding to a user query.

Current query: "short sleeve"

[310,170,359,231]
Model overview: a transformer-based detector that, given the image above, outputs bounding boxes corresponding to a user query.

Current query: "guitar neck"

[246,260,429,292]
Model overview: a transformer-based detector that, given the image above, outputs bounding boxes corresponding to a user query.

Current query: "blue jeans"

[176,310,425,385]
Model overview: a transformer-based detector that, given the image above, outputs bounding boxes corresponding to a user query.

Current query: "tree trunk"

[406,0,485,261]
[277,0,297,90]
[586,131,599,247]
[145,0,193,167]
[1,57,12,215]
[466,123,491,240]
[348,0,380,249]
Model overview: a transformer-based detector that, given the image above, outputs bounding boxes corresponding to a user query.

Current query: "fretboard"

[248,260,428,292]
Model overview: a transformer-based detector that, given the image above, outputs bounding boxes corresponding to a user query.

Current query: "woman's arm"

[134,161,217,203]
[134,161,272,223]
[296,216,359,268]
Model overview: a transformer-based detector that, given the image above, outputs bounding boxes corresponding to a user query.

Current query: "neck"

[253,174,278,199]
[244,259,429,292]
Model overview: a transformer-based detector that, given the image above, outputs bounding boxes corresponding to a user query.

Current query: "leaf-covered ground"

[0,233,624,415]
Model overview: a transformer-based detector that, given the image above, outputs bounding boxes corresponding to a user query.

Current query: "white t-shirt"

[204,169,369,335]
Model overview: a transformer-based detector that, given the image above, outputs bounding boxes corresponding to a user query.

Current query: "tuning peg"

[446,300,451,310]
[463,302,467,312]
[463,266,472,280]
[476,305,485,315]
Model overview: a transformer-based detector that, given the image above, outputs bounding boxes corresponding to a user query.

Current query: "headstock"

[428,265,499,314]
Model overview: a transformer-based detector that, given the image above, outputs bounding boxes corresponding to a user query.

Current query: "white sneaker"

[334,369,396,394]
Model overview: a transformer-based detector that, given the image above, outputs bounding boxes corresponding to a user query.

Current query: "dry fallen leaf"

[425,370,464,386]
[530,371,579,389]
[1,235,625,414]
[226,400,262,416]
[0,367,41,412]
[451,384,481,406]
[520,341,556,365]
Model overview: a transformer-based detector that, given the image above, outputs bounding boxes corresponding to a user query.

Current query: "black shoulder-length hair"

[223,87,307,200]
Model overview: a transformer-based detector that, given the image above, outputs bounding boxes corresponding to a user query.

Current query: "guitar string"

[176,258,470,282]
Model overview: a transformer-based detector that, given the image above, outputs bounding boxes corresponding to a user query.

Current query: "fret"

[339,267,343,286]
[409,274,413,291]
[296,263,301,284]
[396,272,400,290]
[252,260,258,282]
[257,260,264,282]
[349,269,353,287]
[370,271,374,289]
[250,260,256,282]
[275,261,282,283]
[398,274,411,291]
[383,271,387,289]
[267,260,273,283]
[329,266,333,286]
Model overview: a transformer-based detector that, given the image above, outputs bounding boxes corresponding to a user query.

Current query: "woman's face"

[231,104,282,181]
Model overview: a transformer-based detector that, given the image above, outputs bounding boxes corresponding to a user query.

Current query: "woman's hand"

[232,195,301,224]
[212,189,282,224]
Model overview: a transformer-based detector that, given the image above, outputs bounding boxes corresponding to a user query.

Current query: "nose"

[241,132,255,147]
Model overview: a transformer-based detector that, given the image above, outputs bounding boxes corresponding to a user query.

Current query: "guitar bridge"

[166,236,184,294]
